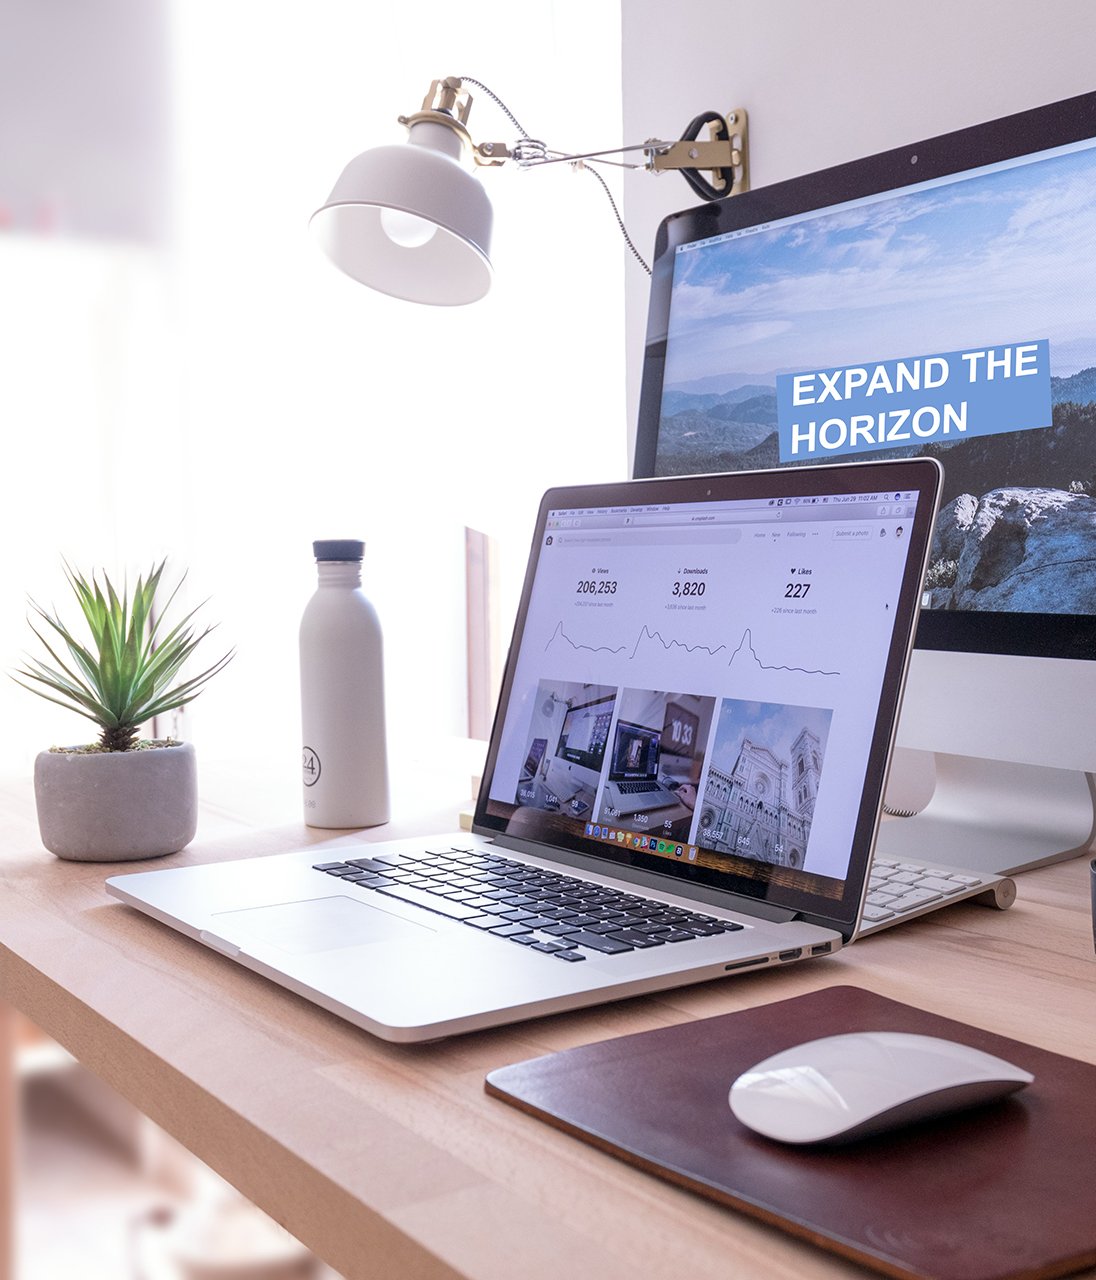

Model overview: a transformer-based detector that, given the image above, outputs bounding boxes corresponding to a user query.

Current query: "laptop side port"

[724,957,769,971]
[810,941,833,956]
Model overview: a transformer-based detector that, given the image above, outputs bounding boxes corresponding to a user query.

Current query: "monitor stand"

[876,752,1096,877]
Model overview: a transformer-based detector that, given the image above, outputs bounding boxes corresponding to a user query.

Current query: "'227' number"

[784,582,811,599]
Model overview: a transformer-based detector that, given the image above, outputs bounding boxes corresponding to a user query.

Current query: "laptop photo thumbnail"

[109,458,967,1043]
[601,720,682,816]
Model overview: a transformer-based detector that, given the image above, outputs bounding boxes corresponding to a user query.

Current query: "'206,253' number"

[576,580,617,595]
[784,582,811,598]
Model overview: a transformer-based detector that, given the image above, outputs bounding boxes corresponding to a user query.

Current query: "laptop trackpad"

[213,894,436,955]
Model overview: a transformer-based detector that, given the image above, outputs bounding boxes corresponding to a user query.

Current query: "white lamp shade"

[311,122,493,306]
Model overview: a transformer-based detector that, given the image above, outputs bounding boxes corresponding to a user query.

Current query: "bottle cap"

[313,540,365,562]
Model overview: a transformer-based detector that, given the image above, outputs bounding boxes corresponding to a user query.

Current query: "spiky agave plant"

[14,560,233,752]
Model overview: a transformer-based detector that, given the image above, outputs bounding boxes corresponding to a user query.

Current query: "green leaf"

[10,561,233,749]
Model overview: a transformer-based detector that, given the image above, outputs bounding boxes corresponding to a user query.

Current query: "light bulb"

[379,207,438,249]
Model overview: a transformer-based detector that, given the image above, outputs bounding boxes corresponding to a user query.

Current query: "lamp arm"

[410,77,748,199]
[471,112,749,200]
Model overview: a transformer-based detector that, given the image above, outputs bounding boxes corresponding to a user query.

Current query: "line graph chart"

[544,620,840,676]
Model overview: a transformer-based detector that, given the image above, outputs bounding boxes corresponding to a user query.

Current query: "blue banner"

[776,340,1051,462]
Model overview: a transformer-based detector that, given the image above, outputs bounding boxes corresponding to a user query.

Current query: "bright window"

[0,1,627,783]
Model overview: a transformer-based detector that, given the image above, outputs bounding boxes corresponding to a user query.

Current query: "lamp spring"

[511,137,550,166]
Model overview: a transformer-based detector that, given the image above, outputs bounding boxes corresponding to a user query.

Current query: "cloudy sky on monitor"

[664,142,1096,390]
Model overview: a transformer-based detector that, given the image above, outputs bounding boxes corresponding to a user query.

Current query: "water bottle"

[299,540,390,827]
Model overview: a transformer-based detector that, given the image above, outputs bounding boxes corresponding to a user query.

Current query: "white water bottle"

[300,540,390,828]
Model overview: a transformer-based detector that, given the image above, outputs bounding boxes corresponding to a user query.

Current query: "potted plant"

[13,560,233,862]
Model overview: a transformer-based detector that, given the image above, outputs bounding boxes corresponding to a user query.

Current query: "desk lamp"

[310,76,749,305]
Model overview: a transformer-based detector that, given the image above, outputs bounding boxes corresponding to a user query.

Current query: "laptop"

[107,458,1002,1043]
[601,721,681,815]
[518,737,547,784]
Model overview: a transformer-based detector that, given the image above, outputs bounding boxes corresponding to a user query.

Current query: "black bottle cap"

[313,540,365,562]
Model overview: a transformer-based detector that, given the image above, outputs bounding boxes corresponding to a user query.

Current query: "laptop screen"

[475,459,940,932]
[609,722,661,782]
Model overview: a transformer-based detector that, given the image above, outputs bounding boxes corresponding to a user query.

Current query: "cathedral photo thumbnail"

[697,699,832,869]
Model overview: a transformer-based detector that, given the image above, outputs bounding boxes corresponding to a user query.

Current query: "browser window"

[486,487,920,894]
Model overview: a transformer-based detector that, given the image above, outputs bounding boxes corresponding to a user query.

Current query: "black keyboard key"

[567,931,634,954]
[680,921,736,936]
[552,949,586,962]
[605,929,666,948]
[313,862,351,872]
[375,884,479,920]
[490,922,534,938]
[464,915,503,929]
[344,857,392,873]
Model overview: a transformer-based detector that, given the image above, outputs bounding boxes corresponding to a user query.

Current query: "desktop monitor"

[556,696,614,772]
[633,90,1096,876]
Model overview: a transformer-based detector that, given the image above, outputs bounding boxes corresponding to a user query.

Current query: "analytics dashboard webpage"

[485,488,920,894]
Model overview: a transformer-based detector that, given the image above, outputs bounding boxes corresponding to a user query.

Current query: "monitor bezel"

[632,88,1096,663]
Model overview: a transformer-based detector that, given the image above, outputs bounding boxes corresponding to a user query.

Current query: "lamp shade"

[310,120,493,306]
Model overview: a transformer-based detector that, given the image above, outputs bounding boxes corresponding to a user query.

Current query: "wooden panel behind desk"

[0,774,1093,1280]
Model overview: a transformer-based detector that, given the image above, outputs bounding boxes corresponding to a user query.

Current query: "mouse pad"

[485,984,1096,1280]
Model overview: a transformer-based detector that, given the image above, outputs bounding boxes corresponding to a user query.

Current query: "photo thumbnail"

[514,680,617,820]
[696,699,833,869]
[595,689,716,842]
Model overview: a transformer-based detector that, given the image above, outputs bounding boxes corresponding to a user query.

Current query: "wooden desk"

[1,772,1094,1280]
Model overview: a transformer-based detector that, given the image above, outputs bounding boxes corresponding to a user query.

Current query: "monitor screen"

[555,697,614,771]
[633,89,1096,665]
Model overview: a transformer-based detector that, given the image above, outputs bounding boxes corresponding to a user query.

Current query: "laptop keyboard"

[614,780,662,795]
[312,845,741,961]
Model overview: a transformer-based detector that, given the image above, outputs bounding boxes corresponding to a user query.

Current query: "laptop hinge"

[488,830,799,923]
[798,910,857,942]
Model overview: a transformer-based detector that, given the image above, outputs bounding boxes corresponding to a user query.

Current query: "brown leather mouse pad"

[486,985,1096,1280]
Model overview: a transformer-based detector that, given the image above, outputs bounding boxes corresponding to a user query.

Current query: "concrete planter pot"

[34,740,198,862]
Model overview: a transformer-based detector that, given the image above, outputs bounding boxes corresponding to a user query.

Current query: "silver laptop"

[108,458,994,1043]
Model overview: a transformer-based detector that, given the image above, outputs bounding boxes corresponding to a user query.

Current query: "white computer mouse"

[729,1030,1033,1146]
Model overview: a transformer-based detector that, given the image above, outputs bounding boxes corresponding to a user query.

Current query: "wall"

[620,0,1096,451]
[0,0,627,790]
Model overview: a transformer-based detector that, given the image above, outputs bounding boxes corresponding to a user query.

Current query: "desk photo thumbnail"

[594,689,716,843]
[514,680,617,821]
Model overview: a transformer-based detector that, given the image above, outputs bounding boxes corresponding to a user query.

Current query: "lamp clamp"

[645,109,749,200]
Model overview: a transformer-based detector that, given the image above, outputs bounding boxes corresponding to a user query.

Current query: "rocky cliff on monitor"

[928,488,1096,612]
